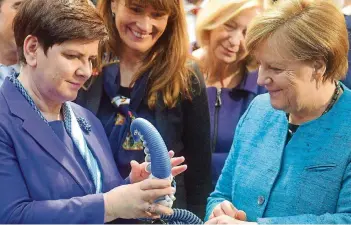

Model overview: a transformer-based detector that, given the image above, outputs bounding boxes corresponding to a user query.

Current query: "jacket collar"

[2,78,99,195]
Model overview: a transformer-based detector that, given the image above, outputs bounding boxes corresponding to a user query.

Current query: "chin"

[62,92,79,102]
[124,39,153,53]
[269,100,286,111]
[217,54,237,64]
[223,58,237,64]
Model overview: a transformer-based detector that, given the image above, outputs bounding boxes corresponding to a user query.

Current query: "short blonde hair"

[246,0,349,81]
[196,0,260,47]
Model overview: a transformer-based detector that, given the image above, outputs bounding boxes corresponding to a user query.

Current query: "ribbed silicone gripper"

[130,118,171,179]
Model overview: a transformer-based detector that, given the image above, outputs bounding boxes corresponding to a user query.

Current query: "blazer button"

[257,196,265,205]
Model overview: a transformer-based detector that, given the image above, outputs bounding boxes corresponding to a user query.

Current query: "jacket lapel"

[2,79,91,195]
[82,130,114,192]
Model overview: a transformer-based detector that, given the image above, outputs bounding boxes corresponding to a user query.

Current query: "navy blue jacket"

[0,78,125,223]
[76,63,212,218]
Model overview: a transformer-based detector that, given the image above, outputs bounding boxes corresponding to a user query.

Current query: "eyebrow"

[127,3,143,7]
[12,1,23,7]
[269,62,286,66]
[64,50,97,59]
[225,19,238,26]
[64,50,84,57]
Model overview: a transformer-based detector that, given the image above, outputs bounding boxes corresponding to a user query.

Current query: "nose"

[136,15,152,33]
[257,66,272,86]
[228,30,244,46]
[76,60,92,79]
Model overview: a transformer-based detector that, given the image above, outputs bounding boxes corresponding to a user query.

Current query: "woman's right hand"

[103,179,175,222]
[209,200,247,221]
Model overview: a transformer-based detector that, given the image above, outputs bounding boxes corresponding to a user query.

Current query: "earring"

[112,12,115,18]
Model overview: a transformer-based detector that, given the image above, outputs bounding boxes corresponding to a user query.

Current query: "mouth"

[268,89,282,96]
[128,27,151,40]
[67,81,82,89]
[221,44,238,55]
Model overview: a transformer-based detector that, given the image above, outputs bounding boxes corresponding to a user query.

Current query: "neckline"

[287,81,342,126]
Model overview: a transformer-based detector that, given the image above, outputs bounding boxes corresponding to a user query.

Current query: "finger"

[145,203,173,216]
[140,179,171,190]
[130,160,141,176]
[207,215,239,224]
[209,212,215,220]
[142,187,175,202]
[236,210,247,221]
[205,216,219,224]
[221,201,237,218]
[213,206,226,218]
[171,165,187,176]
[140,210,161,219]
[153,204,173,216]
[168,150,175,158]
[170,156,185,167]
[140,165,151,177]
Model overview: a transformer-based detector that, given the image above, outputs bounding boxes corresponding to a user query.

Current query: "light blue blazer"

[0,78,126,223]
[206,87,351,223]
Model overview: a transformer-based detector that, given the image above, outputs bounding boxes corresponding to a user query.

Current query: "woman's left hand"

[205,215,258,225]
[129,150,187,184]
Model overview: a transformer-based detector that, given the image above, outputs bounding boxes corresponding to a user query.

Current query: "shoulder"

[244,93,272,118]
[101,62,119,75]
[249,93,271,109]
[0,90,19,144]
[238,93,283,127]
[333,85,351,115]
[0,85,17,124]
[186,60,206,97]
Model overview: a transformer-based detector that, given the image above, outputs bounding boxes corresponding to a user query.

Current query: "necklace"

[287,81,342,136]
[322,82,342,115]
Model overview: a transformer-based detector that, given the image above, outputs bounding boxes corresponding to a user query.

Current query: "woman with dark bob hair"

[0,0,185,223]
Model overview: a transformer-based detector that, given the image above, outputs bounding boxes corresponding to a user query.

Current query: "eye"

[269,66,283,73]
[243,28,247,36]
[12,1,22,10]
[224,23,237,31]
[151,11,167,18]
[224,23,233,30]
[129,6,143,14]
[64,54,79,60]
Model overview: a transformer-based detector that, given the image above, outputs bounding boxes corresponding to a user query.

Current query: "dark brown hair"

[97,0,194,109]
[14,0,108,64]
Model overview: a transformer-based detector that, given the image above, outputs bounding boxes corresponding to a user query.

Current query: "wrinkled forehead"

[254,31,296,64]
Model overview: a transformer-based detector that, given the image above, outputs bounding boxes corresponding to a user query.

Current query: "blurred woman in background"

[193,0,265,187]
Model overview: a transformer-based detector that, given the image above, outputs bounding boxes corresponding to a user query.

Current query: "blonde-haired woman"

[193,0,265,187]
[205,0,351,224]
[75,0,212,218]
